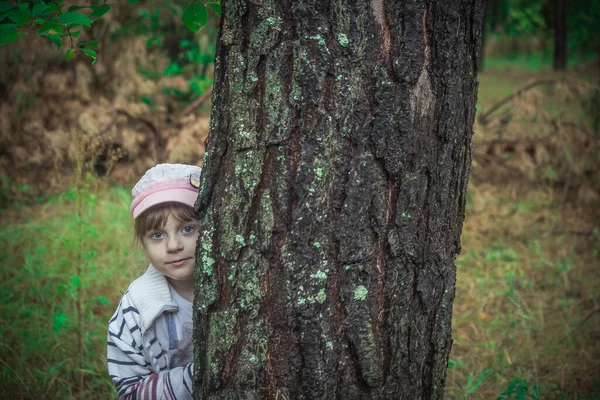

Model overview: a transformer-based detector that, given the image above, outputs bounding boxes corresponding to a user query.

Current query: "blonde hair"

[134,202,197,243]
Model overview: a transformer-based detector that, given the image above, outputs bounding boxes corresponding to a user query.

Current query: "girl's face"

[141,213,199,286]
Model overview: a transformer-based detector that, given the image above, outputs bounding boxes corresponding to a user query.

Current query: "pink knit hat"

[130,163,202,219]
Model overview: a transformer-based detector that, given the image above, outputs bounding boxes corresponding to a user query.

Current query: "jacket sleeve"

[107,295,194,400]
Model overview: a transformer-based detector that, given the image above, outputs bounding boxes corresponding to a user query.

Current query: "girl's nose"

[167,236,183,252]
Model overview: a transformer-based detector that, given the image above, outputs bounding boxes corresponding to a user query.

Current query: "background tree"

[193,0,485,398]
[553,0,566,70]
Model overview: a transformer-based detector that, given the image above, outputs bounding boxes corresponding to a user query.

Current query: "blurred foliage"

[486,0,600,58]
[0,0,218,64]
[98,0,221,106]
[0,0,113,63]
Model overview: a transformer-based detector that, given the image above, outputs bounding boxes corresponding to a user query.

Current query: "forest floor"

[447,60,599,399]
[0,59,598,399]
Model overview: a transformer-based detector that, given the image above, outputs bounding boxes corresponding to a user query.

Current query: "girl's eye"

[182,225,197,234]
[150,232,165,239]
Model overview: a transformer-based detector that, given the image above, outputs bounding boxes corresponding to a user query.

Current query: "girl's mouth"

[169,257,192,266]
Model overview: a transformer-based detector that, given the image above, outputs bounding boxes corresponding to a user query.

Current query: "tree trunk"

[194,1,484,399]
[490,0,499,31]
[554,0,566,70]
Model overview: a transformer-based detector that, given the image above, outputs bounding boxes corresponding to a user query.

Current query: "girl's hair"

[134,202,197,243]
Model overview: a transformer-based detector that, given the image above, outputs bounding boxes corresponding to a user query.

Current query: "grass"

[446,183,599,399]
[0,64,598,399]
[0,182,145,399]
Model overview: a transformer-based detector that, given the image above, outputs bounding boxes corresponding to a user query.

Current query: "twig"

[478,78,599,125]
[473,152,524,176]
[577,308,599,330]
[98,108,165,161]
[178,85,213,121]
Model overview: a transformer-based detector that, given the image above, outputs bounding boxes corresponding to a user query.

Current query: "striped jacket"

[107,265,194,399]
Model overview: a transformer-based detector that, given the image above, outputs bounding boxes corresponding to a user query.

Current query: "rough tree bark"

[194,0,484,399]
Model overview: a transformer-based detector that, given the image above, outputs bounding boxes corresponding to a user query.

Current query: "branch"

[98,108,165,161]
[478,78,599,125]
[178,85,213,121]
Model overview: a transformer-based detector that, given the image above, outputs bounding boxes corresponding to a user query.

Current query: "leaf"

[36,20,63,35]
[207,2,221,15]
[80,48,97,64]
[49,1,65,14]
[0,2,16,13]
[68,5,88,12]
[0,8,16,22]
[182,2,208,33]
[44,32,63,49]
[190,79,203,95]
[0,25,21,46]
[14,8,31,25]
[163,62,183,76]
[66,48,75,60]
[53,312,69,332]
[464,370,490,396]
[70,275,80,289]
[1,6,29,26]
[32,3,51,18]
[98,296,109,305]
[68,4,110,19]
[56,12,93,28]
[90,4,110,18]
[77,40,98,49]
[69,30,82,38]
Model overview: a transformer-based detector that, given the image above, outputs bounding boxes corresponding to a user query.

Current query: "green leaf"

[80,48,97,64]
[45,33,63,49]
[37,20,64,49]
[1,5,29,26]
[0,24,21,46]
[49,1,65,14]
[90,4,110,18]
[68,5,88,12]
[36,20,63,39]
[15,8,31,25]
[464,370,490,396]
[68,4,110,19]
[207,2,221,15]
[32,3,51,18]
[0,8,16,22]
[57,12,93,28]
[69,30,82,38]
[182,2,208,33]
[0,2,16,13]
[98,296,109,305]
[77,40,98,49]
[66,48,75,60]
[53,312,69,332]
[163,62,183,76]
[70,275,80,289]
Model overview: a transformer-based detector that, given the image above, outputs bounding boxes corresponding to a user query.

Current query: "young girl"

[107,163,202,400]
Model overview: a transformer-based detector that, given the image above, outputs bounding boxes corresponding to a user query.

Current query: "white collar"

[128,265,178,334]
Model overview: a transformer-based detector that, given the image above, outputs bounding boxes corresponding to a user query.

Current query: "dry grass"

[446,65,599,399]
[446,182,599,399]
